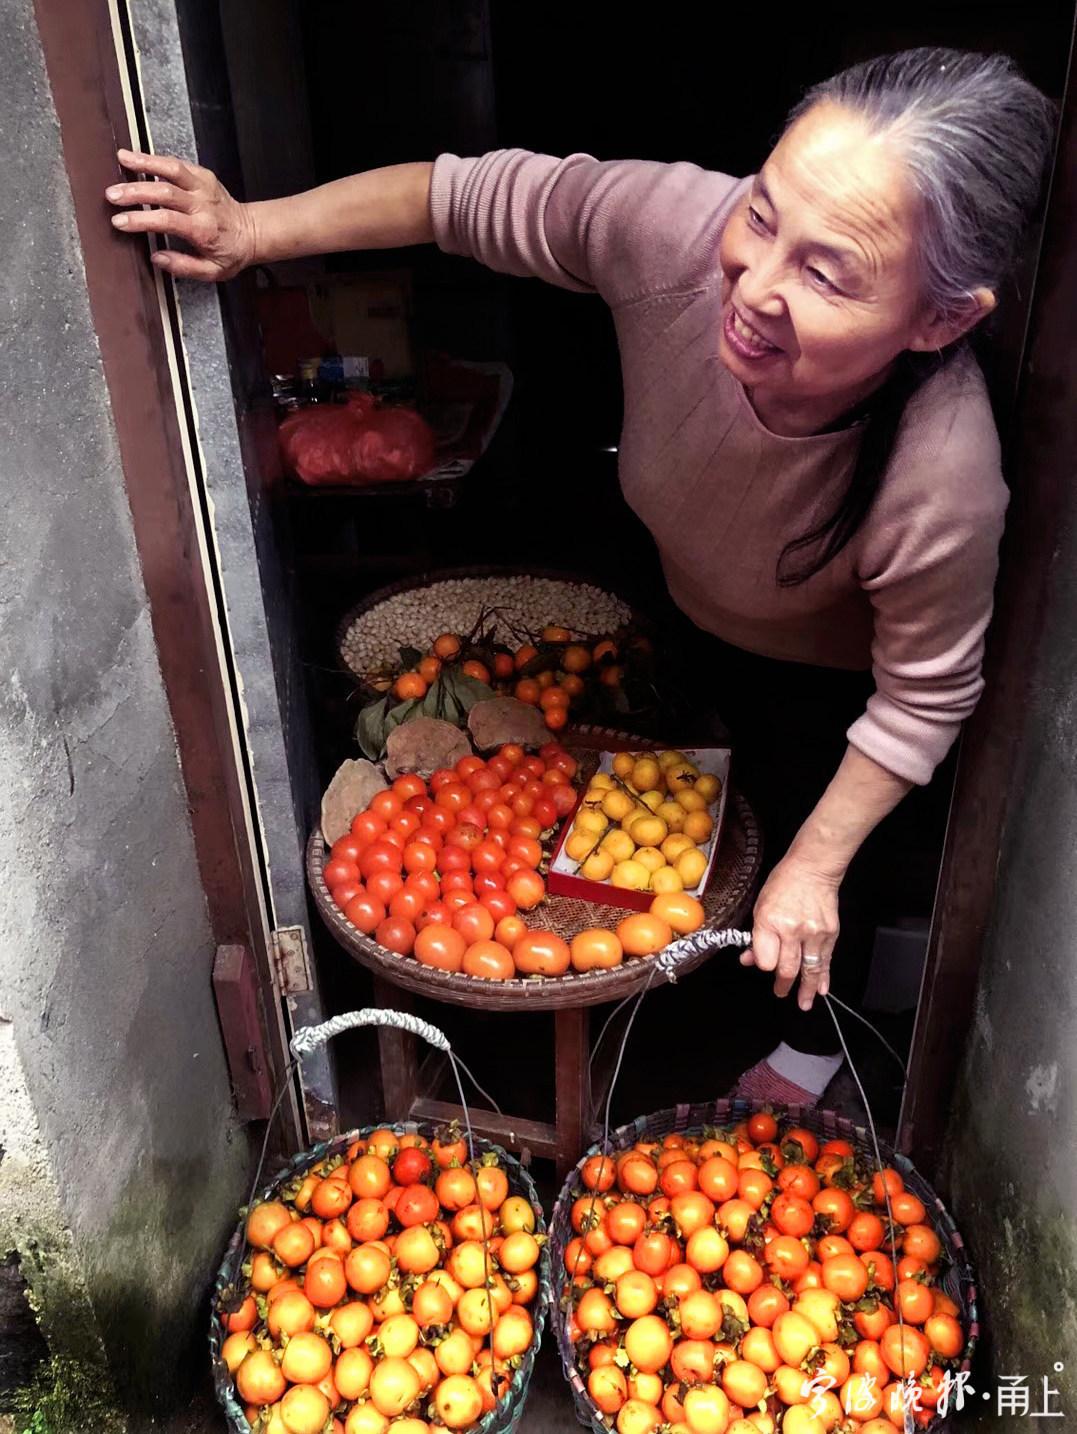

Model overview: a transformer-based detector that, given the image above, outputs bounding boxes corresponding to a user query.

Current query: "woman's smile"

[723,303,785,362]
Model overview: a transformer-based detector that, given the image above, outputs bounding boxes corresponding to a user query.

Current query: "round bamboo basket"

[336,565,646,684]
[210,1121,551,1434]
[550,1099,978,1433]
[308,782,760,1011]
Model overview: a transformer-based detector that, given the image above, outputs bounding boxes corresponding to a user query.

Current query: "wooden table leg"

[554,1006,591,1180]
[372,978,418,1118]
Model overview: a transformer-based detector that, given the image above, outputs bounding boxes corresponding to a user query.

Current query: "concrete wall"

[942,85,1077,1425]
[944,521,1077,1423]
[0,0,250,1418]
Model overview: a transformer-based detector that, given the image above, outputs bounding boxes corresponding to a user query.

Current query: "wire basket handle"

[291,1008,450,1058]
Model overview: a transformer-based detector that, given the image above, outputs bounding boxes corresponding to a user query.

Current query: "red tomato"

[473,872,506,898]
[370,791,403,821]
[441,870,474,893]
[417,900,453,929]
[423,807,455,834]
[367,870,404,905]
[330,836,364,864]
[446,824,483,853]
[405,871,440,902]
[405,795,432,818]
[456,756,485,779]
[480,890,518,922]
[391,811,422,839]
[507,836,543,869]
[473,840,507,874]
[331,881,362,911]
[389,887,424,923]
[393,1147,433,1185]
[487,803,515,831]
[381,829,406,852]
[453,904,496,943]
[510,794,535,819]
[392,774,427,802]
[343,894,386,935]
[429,767,456,792]
[350,811,386,845]
[551,784,578,816]
[411,830,442,852]
[403,842,437,874]
[531,797,558,829]
[549,750,579,779]
[468,769,501,794]
[487,756,513,782]
[444,891,473,913]
[457,805,487,830]
[359,842,403,880]
[436,783,471,813]
[499,744,524,765]
[440,846,471,873]
[376,917,416,956]
[324,858,361,888]
[522,757,545,779]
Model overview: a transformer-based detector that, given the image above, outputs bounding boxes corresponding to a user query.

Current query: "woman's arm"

[105,147,745,302]
[741,747,911,1010]
[106,149,434,280]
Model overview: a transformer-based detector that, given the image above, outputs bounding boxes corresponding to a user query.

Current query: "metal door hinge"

[272,926,313,994]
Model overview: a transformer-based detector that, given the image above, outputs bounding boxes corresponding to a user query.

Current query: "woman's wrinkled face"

[718,102,940,424]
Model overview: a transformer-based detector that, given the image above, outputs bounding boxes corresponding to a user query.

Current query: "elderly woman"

[108,48,1054,1105]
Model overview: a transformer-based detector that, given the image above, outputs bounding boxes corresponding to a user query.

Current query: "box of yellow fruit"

[547,746,730,912]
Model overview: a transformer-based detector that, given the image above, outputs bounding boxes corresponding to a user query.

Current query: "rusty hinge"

[272,925,313,994]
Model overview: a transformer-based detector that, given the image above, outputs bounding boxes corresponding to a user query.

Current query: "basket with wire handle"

[550,1100,977,1434]
[209,1010,553,1434]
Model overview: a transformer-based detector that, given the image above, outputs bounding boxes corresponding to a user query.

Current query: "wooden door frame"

[899,21,1077,1174]
[32,0,301,1142]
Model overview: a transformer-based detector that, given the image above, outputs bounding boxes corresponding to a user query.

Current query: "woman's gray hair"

[789,48,1057,319]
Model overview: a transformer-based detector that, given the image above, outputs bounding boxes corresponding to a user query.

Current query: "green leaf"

[442,668,495,712]
[384,696,420,737]
[356,694,390,759]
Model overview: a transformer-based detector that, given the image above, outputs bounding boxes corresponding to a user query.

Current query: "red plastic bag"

[279,394,435,486]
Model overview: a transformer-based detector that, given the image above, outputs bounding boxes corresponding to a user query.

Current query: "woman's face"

[718,102,950,425]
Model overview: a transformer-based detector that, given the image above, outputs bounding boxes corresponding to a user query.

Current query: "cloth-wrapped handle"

[655,928,752,983]
[291,1008,450,1058]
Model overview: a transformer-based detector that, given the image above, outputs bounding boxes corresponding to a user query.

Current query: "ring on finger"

[801,953,825,970]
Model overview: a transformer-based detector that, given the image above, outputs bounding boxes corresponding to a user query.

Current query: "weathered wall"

[0,0,249,1418]
[942,60,1077,1429]
[944,525,1077,1423]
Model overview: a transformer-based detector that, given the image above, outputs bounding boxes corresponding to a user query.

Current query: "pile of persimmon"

[218,1126,543,1434]
[561,1113,964,1434]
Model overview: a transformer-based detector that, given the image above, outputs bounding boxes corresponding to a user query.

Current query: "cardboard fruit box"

[548,747,731,913]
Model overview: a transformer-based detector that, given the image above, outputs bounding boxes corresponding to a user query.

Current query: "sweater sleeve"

[847,372,1008,786]
[429,149,745,308]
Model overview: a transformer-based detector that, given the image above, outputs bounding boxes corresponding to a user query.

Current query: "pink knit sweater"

[430,150,1008,785]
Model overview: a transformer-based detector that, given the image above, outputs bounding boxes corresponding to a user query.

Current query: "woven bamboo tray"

[550,1099,978,1434]
[307,782,760,1012]
[335,565,647,684]
[210,1120,552,1434]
